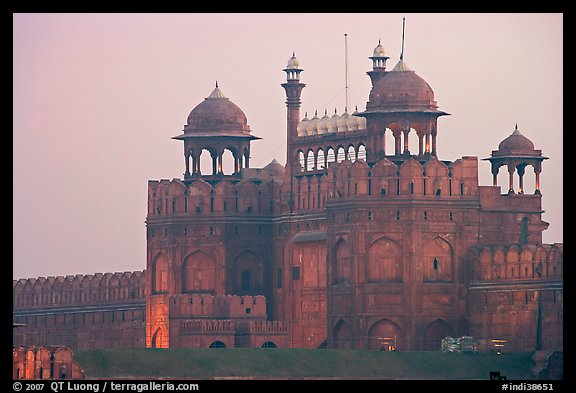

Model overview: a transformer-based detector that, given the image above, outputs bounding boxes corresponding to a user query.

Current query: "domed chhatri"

[496,124,536,154]
[173,82,261,179]
[485,124,548,195]
[183,83,251,135]
[284,52,303,81]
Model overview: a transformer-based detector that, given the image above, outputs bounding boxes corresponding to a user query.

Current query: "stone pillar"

[508,165,515,194]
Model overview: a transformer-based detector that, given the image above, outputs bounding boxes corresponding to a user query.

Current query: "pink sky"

[13,13,563,279]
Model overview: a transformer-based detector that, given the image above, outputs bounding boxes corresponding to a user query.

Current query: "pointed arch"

[306,149,315,171]
[183,250,216,293]
[368,318,402,350]
[357,144,367,161]
[232,250,265,295]
[316,148,326,170]
[151,326,168,348]
[367,236,402,282]
[333,319,352,349]
[336,145,346,163]
[423,319,456,351]
[152,252,169,294]
[297,150,305,172]
[422,236,453,282]
[332,238,352,285]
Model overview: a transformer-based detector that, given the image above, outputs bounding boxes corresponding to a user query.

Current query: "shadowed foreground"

[74,348,537,380]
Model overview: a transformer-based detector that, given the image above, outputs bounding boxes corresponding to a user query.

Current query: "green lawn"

[74,348,536,380]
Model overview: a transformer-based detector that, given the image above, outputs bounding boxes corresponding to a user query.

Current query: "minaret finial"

[400,17,406,61]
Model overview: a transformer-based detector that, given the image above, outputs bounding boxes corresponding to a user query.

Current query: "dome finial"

[400,17,406,61]
[215,80,218,88]
[515,123,518,130]
[293,51,295,57]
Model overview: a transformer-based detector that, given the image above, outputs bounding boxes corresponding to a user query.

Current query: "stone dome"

[184,85,251,134]
[372,40,386,57]
[367,60,437,110]
[286,52,300,69]
[497,125,535,152]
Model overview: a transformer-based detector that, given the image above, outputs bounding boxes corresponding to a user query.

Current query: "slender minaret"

[367,39,389,88]
[281,52,305,180]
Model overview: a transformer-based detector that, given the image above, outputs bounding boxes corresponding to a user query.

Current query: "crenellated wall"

[467,244,563,282]
[13,271,146,309]
[147,177,280,218]
[13,271,147,350]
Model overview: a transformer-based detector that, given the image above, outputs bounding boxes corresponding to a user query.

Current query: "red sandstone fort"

[13,39,563,355]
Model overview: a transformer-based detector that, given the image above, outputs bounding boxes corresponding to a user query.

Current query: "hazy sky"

[13,13,563,280]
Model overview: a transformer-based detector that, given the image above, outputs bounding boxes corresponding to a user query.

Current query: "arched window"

[152,254,169,294]
[261,341,278,348]
[208,341,226,348]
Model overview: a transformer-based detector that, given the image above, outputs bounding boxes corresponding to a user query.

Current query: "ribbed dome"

[367,60,437,110]
[337,110,350,132]
[307,111,320,135]
[317,110,330,134]
[497,125,535,152]
[184,85,250,134]
[327,109,339,133]
[297,112,309,136]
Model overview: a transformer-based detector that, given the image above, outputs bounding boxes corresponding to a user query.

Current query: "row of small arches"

[297,144,367,171]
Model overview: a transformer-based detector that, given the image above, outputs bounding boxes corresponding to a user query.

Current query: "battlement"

[13,271,146,309]
[236,320,289,334]
[180,319,236,334]
[467,243,563,282]
[168,294,267,319]
[147,177,280,217]
[325,156,479,199]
